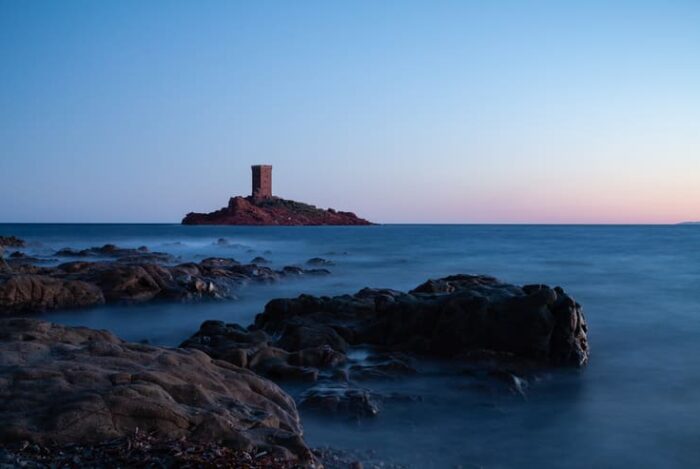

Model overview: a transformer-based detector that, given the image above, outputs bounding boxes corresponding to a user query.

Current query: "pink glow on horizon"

[363,173,700,224]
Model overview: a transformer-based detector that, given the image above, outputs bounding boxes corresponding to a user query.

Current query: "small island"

[182,165,374,225]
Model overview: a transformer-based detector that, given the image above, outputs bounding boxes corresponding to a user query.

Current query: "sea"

[1,223,699,468]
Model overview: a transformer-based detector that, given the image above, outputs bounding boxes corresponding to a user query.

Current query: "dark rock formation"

[300,384,381,417]
[0,318,312,462]
[0,275,105,314]
[181,320,344,385]
[54,244,175,264]
[0,251,330,314]
[348,352,417,381]
[306,257,335,267]
[182,275,588,386]
[0,236,25,248]
[181,275,589,419]
[3,252,53,268]
[281,266,331,276]
[254,274,589,367]
[182,196,374,226]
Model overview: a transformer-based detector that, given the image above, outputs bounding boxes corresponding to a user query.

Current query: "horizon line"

[0,221,695,226]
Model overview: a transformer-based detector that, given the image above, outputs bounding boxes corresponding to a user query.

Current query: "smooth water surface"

[2,223,699,468]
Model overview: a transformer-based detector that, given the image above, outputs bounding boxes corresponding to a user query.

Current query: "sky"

[1,0,699,224]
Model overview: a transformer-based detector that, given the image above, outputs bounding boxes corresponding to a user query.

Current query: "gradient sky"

[1,0,698,223]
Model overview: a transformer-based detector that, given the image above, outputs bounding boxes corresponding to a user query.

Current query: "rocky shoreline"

[0,240,329,314]
[0,235,589,468]
[0,318,313,463]
[181,274,588,421]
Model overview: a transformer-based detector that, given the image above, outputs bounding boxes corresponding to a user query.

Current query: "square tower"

[251,165,272,199]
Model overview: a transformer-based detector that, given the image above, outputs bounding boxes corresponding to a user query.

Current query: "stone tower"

[251,165,272,199]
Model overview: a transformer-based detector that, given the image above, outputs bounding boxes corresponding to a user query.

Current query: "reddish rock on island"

[182,164,374,225]
[183,196,374,226]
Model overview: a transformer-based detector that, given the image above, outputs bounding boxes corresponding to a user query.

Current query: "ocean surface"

[2,223,699,468]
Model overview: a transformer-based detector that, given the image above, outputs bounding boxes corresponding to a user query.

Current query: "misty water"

[3,223,699,468]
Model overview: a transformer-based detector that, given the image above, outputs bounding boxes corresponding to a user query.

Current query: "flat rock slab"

[0,318,312,462]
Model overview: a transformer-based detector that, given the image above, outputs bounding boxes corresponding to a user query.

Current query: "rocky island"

[182,165,374,226]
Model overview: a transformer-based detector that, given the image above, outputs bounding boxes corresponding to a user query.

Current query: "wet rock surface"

[255,274,589,367]
[306,257,335,267]
[0,275,106,314]
[181,320,344,385]
[54,244,176,264]
[0,318,313,463]
[300,383,382,417]
[0,245,331,314]
[182,274,589,421]
[0,272,590,467]
[277,266,332,278]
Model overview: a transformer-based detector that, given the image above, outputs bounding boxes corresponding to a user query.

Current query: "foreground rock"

[0,248,329,314]
[182,196,374,226]
[181,320,344,384]
[0,275,105,313]
[0,318,312,463]
[0,429,300,468]
[254,274,589,367]
[0,434,391,469]
[182,274,589,418]
[183,275,589,373]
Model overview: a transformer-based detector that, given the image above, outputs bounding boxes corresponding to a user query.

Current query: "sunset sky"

[1,0,698,223]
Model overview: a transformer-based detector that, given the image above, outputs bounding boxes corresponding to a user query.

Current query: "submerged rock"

[306,257,335,267]
[54,244,175,264]
[4,253,54,269]
[349,353,417,381]
[281,266,331,277]
[300,383,381,417]
[0,318,312,462]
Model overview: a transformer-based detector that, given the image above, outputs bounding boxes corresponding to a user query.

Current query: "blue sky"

[1,0,699,223]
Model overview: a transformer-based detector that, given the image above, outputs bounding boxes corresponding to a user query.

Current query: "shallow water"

[2,223,699,468]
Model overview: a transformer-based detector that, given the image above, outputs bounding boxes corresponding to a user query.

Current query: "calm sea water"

[2,223,699,468]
